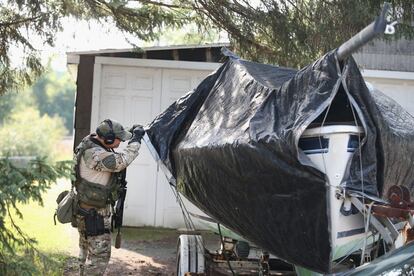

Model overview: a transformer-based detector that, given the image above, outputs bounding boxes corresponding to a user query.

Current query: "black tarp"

[146,50,414,273]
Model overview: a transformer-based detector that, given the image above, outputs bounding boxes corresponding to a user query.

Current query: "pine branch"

[195,1,277,57]
[6,206,36,248]
[0,15,42,28]
[139,0,192,10]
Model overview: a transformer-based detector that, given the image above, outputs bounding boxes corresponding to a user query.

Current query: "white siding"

[362,70,414,116]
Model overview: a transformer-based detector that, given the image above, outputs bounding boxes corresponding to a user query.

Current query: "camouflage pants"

[76,207,112,276]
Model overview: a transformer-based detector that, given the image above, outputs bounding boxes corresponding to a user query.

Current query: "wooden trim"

[74,55,95,148]
[66,43,230,56]
[206,48,212,62]
[90,63,102,133]
[94,56,221,70]
[172,49,179,60]
[67,54,80,64]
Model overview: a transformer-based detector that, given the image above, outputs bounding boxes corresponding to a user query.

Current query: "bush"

[0,107,66,160]
[32,68,76,135]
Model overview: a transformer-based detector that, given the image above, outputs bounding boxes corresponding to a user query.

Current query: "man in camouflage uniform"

[73,119,145,276]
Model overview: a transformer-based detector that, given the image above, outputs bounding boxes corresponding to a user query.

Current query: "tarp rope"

[168,183,207,259]
[169,183,237,275]
[347,88,370,264]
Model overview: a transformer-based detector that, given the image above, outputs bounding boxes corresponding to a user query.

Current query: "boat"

[144,3,414,275]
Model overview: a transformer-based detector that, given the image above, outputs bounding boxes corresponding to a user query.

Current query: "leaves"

[31,66,76,134]
[1,0,413,93]
[189,0,413,68]
[0,107,67,159]
[0,157,73,275]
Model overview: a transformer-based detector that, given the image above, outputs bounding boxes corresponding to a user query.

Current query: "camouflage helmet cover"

[96,119,132,142]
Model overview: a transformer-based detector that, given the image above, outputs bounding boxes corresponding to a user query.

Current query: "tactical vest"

[74,136,122,208]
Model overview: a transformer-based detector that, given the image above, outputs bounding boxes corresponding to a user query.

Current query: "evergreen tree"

[190,0,413,67]
[1,1,412,95]
[0,158,73,275]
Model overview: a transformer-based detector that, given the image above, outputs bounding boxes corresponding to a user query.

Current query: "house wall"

[354,39,414,116]
[354,38,414,72]
[362,70,414,116]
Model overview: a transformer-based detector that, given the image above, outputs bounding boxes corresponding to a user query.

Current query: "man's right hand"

[129,124,142,133]
[129,125,145,144]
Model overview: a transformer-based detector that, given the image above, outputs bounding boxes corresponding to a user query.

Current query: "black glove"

[129,125,145,144]
[128,124,142,133]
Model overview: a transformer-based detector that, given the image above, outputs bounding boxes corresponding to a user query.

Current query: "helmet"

[96,119,132,144]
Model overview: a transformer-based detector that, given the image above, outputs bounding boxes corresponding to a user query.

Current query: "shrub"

[0,107,66,160]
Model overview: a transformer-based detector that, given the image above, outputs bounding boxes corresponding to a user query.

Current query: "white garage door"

[90,57,219,227]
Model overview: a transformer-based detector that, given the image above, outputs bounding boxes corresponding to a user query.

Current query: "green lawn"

[4,177,78,275]
[12,178,78,254]
[12,138,79,253]
[120,226,177,242]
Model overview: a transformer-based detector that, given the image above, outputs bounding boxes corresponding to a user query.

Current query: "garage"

[68,43,414,228]
[68,45,223,227]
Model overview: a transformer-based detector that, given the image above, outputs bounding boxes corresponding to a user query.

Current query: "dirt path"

[63,228,219,276]
[63,231,177,275]
[105,237,178,275]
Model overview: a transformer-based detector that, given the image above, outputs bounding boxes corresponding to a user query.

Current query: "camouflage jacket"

[74,134,140,207]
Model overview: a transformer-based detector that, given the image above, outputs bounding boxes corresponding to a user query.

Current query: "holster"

[78,207,108,237]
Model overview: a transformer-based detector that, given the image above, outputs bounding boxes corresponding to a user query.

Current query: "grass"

[12,178,78,253]
[3,138,77,275]
[119,226,178,242]
[10,136,77,253]
[4,177,78,275]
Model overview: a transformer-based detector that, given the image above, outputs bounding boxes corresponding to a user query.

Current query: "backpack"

[54,188,77,225]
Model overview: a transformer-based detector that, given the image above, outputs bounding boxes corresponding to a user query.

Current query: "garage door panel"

[126,96,154,126]
[170,77,192,92]
[156,68,213,227]
[155,176,183,227]
[160,209,185,228]
[96,63,217,228]
[131,75,154,91]
[103,73,127,89]
[129,68,160,91]
[99,96,125,122]
[102,89,128,96]
[97,65,162,227]
[124,162,157,226]
[156,172,210,228]
[161,69,209,109]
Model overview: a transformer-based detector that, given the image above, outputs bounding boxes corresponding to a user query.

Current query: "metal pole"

[336,2,390,61]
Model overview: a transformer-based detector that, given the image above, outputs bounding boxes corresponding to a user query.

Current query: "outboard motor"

[299,125,367,261]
